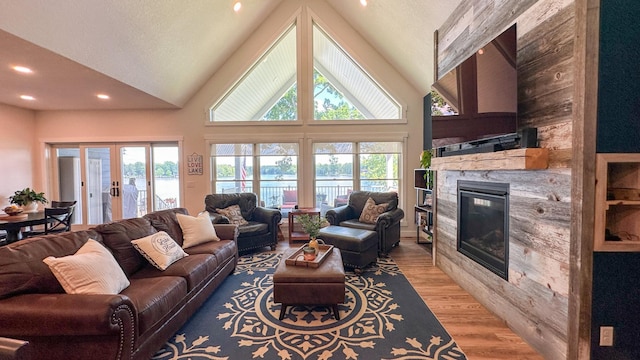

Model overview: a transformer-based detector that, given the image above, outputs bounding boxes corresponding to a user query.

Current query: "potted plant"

[420,149,433,188]
[297,214,329,250]
[9,187,48,212]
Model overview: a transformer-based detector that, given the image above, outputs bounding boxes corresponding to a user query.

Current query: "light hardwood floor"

[277,238,543,360]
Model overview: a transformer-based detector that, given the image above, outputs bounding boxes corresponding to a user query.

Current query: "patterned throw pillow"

[131,231,188,270]
[216,204,249,226]
[359,197,389,224]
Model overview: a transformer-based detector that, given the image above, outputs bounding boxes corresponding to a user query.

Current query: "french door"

[80,144,151,224]
[51,143,180,228]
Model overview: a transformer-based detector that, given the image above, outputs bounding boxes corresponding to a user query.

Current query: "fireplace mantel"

[430,148,549,171]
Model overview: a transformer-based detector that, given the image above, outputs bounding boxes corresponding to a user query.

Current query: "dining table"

[0,211,50,244]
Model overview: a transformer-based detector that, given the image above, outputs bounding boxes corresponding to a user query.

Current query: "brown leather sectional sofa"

[0,208,238,360]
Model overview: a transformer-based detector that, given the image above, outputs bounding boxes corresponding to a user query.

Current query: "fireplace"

[457,180,509,280]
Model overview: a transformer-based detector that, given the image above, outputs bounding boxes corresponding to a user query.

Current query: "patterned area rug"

[153,252,466,360]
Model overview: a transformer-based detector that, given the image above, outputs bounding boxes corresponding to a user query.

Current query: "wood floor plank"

[391,239,543,360]
[275,238,542,359]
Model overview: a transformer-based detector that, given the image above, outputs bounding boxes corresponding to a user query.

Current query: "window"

[211,143,299,212]
[208,13,402,123]
[359,142,400,193]
[313,141,401,209]
[212,144,254,193]
[314,143,354,208]
[313,23,400,120]
[210,24,297,122]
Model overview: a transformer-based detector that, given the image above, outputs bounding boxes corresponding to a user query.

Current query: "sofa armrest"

[213,224,239,241]
[252,207,282,233]
[0,293,136,338]
[207,212,230,224]
[325,205,355,225]
[376,208,405,229]
[0,337,29,360]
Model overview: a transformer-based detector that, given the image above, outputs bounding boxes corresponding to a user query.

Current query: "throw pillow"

[131,231,188,270]
[43,239,130,295]
[215,204,249,226]
[359,197,389,224]
[176,211,221,249]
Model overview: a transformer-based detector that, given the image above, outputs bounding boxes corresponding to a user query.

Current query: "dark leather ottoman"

[273,248,345,320]
[318,225,377,274]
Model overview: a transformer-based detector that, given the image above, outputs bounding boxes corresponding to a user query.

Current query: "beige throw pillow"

[131,231,188,270]
[43,239,130,295]
[176,212,221,249]
[359,197,389,224]
[216,204,248,226]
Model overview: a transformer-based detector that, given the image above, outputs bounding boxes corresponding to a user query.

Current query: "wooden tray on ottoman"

[285,244,334,268]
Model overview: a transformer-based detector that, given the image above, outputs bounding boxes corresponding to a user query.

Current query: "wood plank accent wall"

[434,1,575,359]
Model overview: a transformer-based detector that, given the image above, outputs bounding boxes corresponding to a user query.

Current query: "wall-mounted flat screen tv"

[431,24,517,147]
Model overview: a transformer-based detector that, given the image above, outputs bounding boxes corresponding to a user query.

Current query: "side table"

[288,208,320,244]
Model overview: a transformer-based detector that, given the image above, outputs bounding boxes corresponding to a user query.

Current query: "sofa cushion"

[215,205,248,226]
[143,208,189,247]
[0,230,98,299]
[131,231,188,270]
[121,276,187,335]
[237,221,269,237]
[131,254,216,292]
[358,197,389,224]
[43,239,130,295]
[94,218,157,277]
[176,212,220,248]
[185,239,237,267]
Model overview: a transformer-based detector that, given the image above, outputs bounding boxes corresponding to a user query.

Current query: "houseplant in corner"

[9,187,48,212]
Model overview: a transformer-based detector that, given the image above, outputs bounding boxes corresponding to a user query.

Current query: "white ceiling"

[0,0,459,111]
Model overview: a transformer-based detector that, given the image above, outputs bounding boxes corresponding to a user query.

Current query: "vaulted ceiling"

[0,0,459,111]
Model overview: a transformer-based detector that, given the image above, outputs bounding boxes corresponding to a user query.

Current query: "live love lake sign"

[187,152,203,175]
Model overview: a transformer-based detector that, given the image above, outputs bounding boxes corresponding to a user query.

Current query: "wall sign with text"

[187,152,203,175]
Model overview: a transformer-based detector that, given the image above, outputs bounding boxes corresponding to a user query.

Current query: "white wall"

[0,103,37,209]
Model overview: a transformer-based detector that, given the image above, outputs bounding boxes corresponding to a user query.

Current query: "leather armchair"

[205,192,282,253]
[325,191,404,255]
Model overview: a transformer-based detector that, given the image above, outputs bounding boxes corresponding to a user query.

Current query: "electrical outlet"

[600,326,614,347]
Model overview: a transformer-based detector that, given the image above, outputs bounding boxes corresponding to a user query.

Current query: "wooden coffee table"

[273,247,345,320]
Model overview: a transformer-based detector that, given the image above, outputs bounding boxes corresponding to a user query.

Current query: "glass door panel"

[119,146,150,218]
[152,146,180,210]
[55,147,83,224]
[82,146,114,224]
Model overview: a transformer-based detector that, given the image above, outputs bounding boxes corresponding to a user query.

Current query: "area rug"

[152,252,466,360]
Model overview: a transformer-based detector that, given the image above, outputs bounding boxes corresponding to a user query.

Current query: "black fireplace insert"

[457,180,509,280]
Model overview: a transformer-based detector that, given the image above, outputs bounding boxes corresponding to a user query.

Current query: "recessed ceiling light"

[20,95,35,101]
[12,65,33,74]
[233,1,241,12]
[360,0,367,6]
[97,94,110,100]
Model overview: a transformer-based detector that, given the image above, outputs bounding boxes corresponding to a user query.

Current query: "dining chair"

[25,201,77,236]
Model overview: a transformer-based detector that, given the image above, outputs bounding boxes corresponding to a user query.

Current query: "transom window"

[210,25,298,122]
[209,15,401,122]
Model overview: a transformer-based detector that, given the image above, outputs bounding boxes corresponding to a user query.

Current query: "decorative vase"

[21,202,38,213]
[308,237,324,252]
